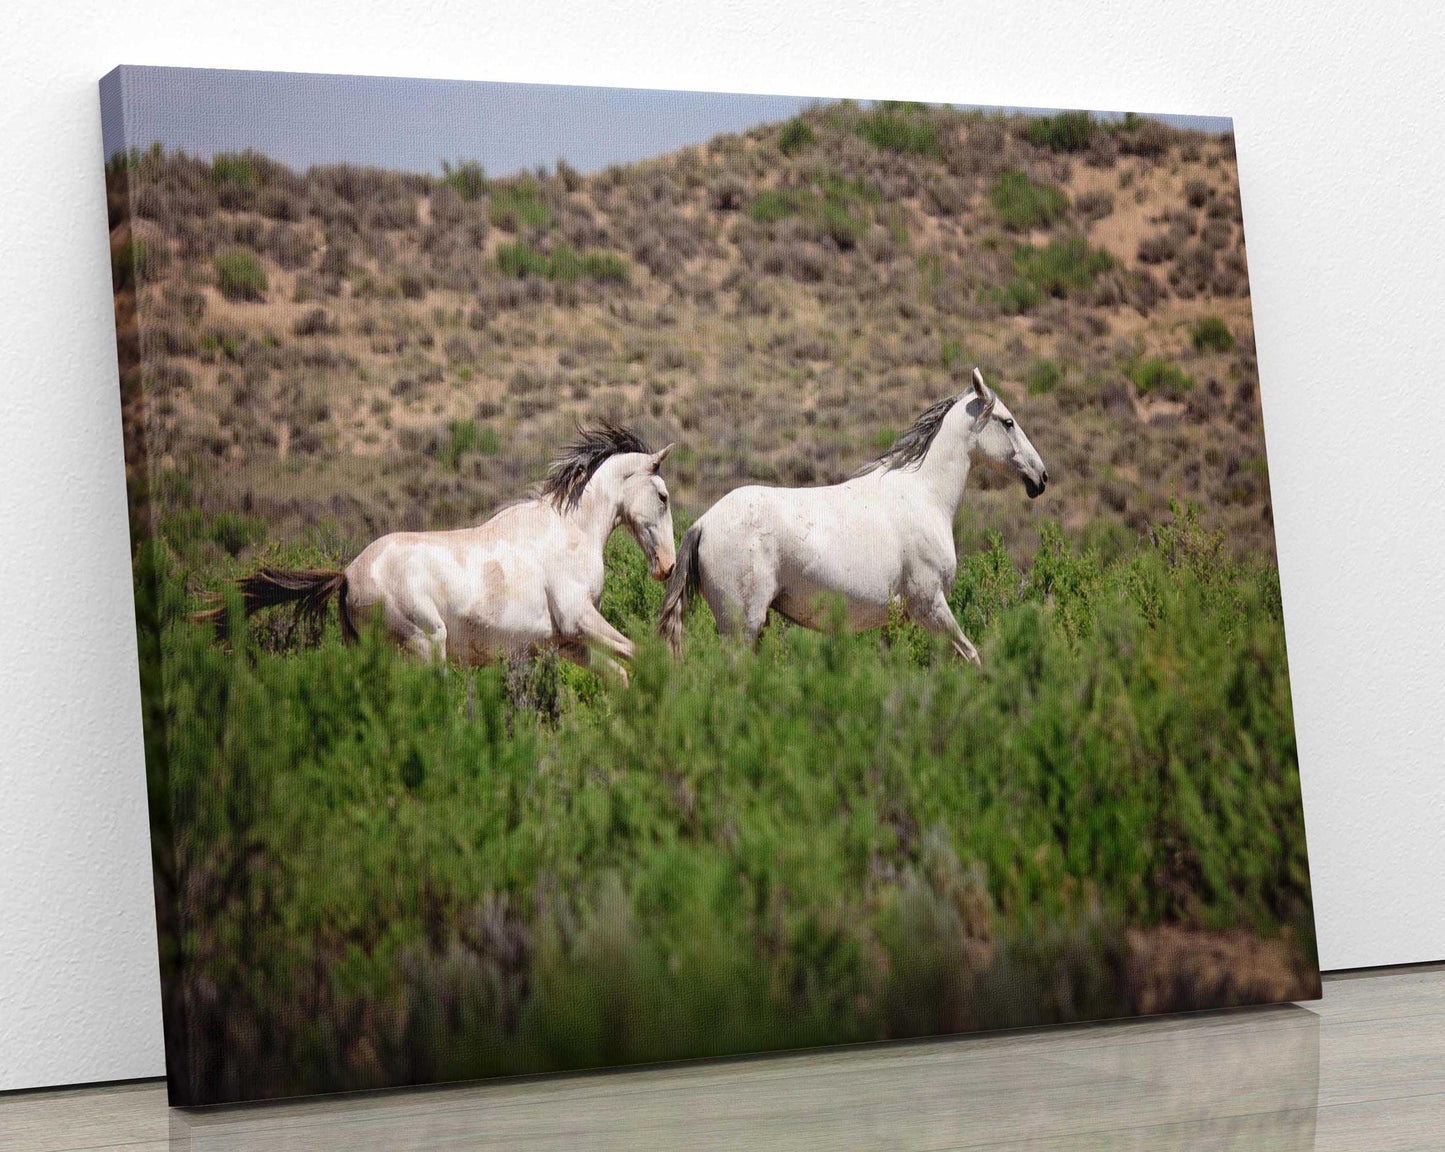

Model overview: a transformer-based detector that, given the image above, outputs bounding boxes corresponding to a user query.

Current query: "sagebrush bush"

[436,417,500,468]
[215,249,268,301]
[1011,237,1115,297]
[489,179,551,232]
[991,170,1069,231]
[210,152,257,187]
[1024,111,1094,153]
[749,188,808,223]
[777,117,816,156]
[1026,358,1064,395]
[497,242,629,284]
[856,109,941,157]
[1129,356,1195,398]
[1191,315,1236,353]
[442,159,488,201]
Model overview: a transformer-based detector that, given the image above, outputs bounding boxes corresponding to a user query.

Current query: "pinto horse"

[207,423,675,680]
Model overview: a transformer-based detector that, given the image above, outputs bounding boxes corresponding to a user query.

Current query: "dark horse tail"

[197,567,357,644]
[658,523,703,658]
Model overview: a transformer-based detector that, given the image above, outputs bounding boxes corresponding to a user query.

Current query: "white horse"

[209,423,675,680]
[659,368,1046,666]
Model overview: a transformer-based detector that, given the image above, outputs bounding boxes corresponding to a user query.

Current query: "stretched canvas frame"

[101,65,1319,1106]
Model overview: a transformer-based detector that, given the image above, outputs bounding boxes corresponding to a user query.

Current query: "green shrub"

[142,504,1312,1102]
[442,160,487,201]
[750,177,872,247]
[777,117,816,156]
[856,109,941,157]
[437,418,500,469]
[498,242,629,283]
[162,508,268,560]
[1191,315,1235,353]
[1128,356,1196,398]
[981,278,1043,316]
[749,188,809,223]
[1011,237,1115,297]
[210,152,256,186]
[578,250,630,283]
[1026,358,1064,395]
[821,199,866,248]
[1023,111,1094,153]
[991,170,1069,231]
[489,179,551,231]
[496,240,549,278]
[111,238,161,291]
[215,249,268,301]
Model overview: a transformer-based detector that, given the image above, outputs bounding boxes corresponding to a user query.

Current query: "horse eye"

[659,492,668,505]
[1001,418,1015,430]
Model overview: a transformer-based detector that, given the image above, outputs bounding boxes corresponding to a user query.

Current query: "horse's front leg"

[914,589,982,669]
[555,600,636,682]
[557,636,631,687]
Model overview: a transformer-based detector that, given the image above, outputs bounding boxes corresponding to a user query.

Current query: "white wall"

[3,0,1442,1094]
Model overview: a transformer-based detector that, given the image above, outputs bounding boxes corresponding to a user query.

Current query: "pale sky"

[100,65,1232,177]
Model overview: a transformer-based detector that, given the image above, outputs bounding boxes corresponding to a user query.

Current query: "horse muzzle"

[1023,470,1048,499]
[652,560,675,582]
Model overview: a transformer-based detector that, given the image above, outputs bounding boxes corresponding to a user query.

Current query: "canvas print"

[101,65,1319,1106]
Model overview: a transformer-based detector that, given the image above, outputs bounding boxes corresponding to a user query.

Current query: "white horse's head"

[966,368,1049,499]
[618,445,678,581]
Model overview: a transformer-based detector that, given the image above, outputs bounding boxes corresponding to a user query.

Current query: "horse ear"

[651,443,675,471]
[971,368,997,429]
[972,367,994,404]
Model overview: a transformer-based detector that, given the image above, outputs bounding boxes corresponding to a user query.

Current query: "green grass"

[1191,315,1236,353]
[489,179,552,231]
[749,179,869,246]
[438,418,501,469]
[215,249,268,302]
[1011,237,1116,296]
[749,188,810,223]
[777,117,816,156]
[1024,111,1095,153]
[210,152,257,186]
[497,242,629,283]
[991,170,1070,232]
[141,501,1311,1102]
[1129,357,1196,398]
[985,238,1114,313]
[856,109,942,157]
[442,160,488,201]
[1026,358,1064,395]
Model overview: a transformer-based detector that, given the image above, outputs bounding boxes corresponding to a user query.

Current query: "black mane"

[540,421,652,511]
[857,393,961,475]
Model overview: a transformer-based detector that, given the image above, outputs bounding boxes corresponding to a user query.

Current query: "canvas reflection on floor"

[100,65,1319,1106]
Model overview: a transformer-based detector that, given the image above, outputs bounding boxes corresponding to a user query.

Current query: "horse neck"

[907,412,975,518]
[564,457,629,555]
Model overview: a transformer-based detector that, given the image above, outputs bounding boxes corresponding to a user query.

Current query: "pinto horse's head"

[966,367,1049,499]
[619,445,678,581]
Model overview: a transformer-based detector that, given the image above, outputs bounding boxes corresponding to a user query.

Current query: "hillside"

[108,102,1274,568]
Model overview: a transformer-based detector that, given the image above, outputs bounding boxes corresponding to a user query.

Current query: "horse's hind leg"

[697,557,773,646]
[914,590,982,668]
[702,582,771,646]
[393,600,448,664]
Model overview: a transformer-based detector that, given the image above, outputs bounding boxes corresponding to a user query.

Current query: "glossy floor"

[4,965,1441,1150]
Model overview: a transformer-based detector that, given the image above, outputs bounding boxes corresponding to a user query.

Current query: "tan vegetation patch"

[108,107,1270,559]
